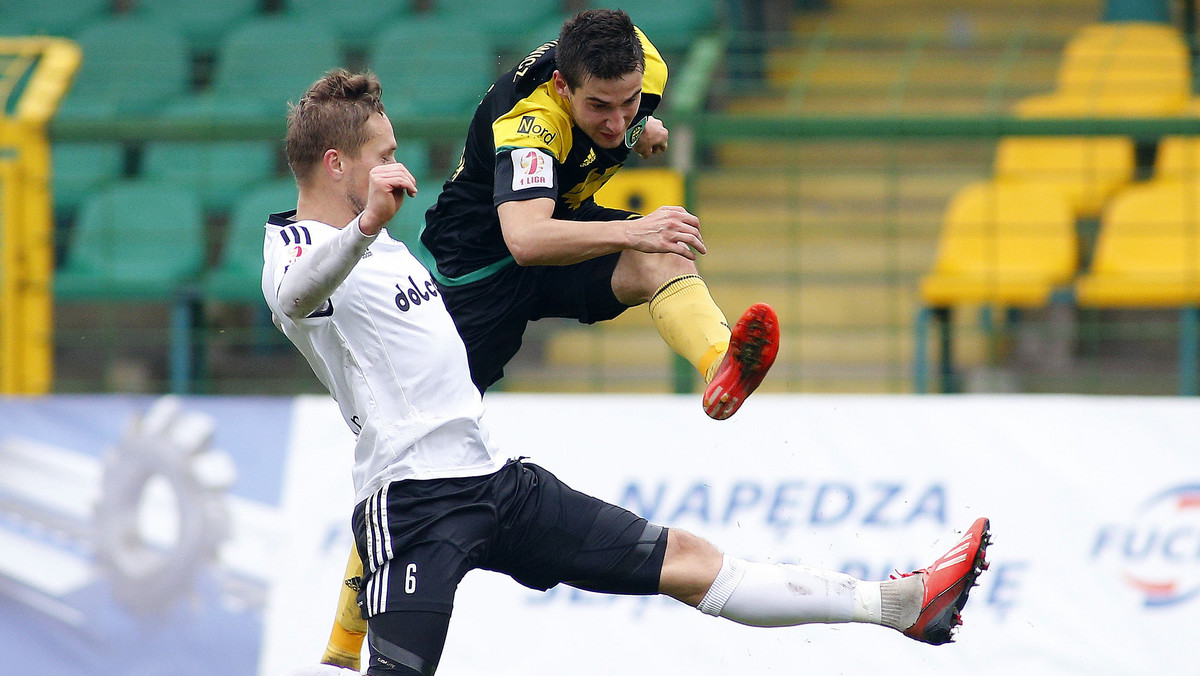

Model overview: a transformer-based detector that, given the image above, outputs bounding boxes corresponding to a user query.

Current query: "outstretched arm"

[497,198,707,267]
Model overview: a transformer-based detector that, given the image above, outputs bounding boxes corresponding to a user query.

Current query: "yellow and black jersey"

[417,29,667,285]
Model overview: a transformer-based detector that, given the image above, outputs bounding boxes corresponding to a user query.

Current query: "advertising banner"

[0,394,1195,675]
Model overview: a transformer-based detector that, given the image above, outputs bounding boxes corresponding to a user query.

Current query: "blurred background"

[5,0,1200,398]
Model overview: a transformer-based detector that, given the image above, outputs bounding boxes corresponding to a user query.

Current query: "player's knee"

[659,529,723,606]
[365,610,449,676]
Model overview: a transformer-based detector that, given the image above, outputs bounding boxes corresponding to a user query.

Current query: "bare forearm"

[504,216,632,266]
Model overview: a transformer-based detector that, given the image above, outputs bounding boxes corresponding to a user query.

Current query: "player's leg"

[351,474,506,675]
[319,546,368,669]
[612,250,779,420]
[661,519,992,644]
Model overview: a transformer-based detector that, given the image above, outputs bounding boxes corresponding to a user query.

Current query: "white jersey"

[262,210,508,502]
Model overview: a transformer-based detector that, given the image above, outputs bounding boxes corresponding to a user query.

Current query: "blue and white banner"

[0,394,1195,675]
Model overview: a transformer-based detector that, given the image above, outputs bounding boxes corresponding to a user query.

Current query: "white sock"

[696,555,921,630]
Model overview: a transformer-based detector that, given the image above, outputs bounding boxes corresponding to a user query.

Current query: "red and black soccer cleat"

[897,517,992,645]
[702,303,780,420]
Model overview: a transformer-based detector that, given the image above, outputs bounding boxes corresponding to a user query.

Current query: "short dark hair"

[556,9,644,90]
[286,69,386,185]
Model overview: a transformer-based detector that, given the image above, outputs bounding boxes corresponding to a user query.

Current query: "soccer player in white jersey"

[265,70,992,676]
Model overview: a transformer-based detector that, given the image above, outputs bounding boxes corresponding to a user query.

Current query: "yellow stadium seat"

[914,180,1077,392]
[1076,182,1200,306]
[1153,136,1200,184]
[1074,180,1200,394]
[592,168,685,215]
[921,181,1078,307]
[993,135,1135,217]
[1014,22,1191,117]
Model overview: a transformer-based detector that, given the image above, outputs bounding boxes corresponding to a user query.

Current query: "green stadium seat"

[590,0,720,54]
[433,0,562,57]
[284,0,415,44]
[55,17,190,121]
[134,0,260,52]
[4,0,112,37]
[389,173,441,250]
[205,181,298,303]
[55,180,209,393]
[51,142,126,215]
[140,140,280,212]
[55,181,206,301]
[367,17,494,116]
[168,17,344,120]
[395,139,432,181]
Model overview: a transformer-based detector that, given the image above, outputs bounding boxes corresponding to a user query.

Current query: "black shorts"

[352,459,668,618]
[436,254,628,391]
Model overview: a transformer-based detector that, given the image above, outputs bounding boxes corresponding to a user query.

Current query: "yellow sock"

[647,274,731,382]
[321,546,367,669]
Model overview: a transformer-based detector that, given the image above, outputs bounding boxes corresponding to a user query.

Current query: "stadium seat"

[135,0,260,52]
[284,0,415,44]
[51,142,126,215]
[914,180,1077,393]
[388,174,441,250]
[3,0,112,37]
[55,17,190,121]
[169,17,343,120]
[140,140,280,212]
[367,17,495,116]
[593,0,720,55]
[55,181,207,301]
[592,168,685,215]
[55,181,209,393]
[205,181,298,303]
[1075,181,1200,394]
[433,0,562,57]
[920,181,1078,307]
[1014,22,1191,117]
[1076,182,1200,307]
[1152,136,1200,185]
[992,135,1135,218]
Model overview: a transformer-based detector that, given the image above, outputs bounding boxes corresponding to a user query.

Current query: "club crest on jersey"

[516,115,557,145]
[624,117,647,149]
[512,148,553,191]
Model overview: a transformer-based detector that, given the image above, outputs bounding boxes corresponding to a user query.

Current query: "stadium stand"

[51,142,125,216]
[283,0,415,44]
[204,180,298,304]
[166,16,344,120]
[54,181,206,302]
[992,135,1136,218]
[3,0,113,37]
[132,0,261,52]
[140,140,280,213]
[55,17,191,122]
[433,0,563,59]
[595,0,721,55]
[366,17,494,116]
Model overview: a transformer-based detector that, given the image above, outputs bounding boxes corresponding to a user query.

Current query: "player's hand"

[625,205,705,259]
[634,116,668,159]
[359,163,418,236]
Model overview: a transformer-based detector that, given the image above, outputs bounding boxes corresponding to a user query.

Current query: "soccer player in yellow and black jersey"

[415,8,780,421]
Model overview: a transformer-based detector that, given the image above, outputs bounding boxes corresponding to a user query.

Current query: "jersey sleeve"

[268,216,377,321]
[491,89,572,207]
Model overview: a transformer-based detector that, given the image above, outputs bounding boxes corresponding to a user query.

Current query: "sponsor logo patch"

[516,115,557,146]
[511,148,554,191]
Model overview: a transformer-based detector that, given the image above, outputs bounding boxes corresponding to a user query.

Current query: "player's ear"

[323,148,344,180]
[552,70,571,99]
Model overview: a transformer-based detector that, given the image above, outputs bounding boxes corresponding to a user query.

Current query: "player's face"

[344,113,398,215]
[556,70,643,149]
